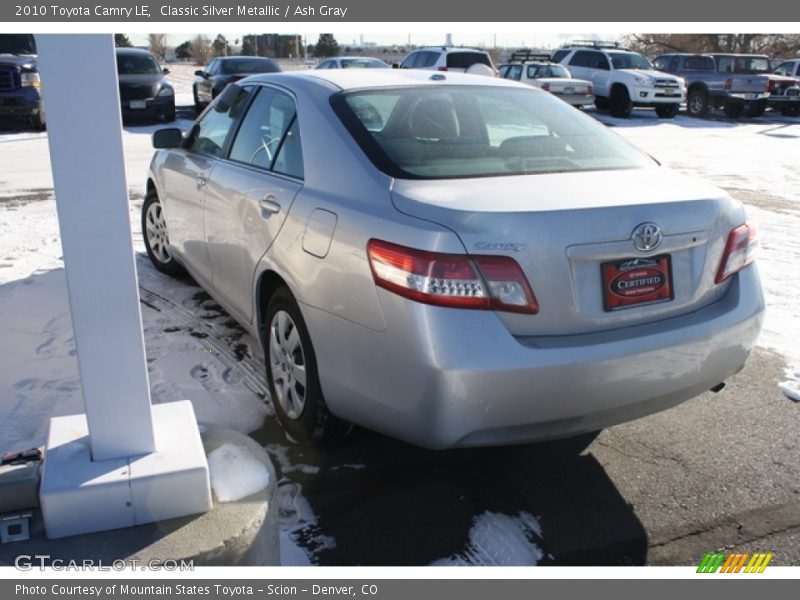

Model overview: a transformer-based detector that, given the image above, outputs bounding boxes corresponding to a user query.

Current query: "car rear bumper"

[303,264,764,449]
[554,92,595,107]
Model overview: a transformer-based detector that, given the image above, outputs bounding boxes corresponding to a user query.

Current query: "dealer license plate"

[602,255,674,312]
[130,100,146,109]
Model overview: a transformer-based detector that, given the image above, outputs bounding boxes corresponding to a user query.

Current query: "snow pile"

[779,374,800,403]
[207,443,271,502]
[432,511,544,566]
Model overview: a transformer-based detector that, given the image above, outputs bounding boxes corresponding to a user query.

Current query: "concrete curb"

[0,424,279,566]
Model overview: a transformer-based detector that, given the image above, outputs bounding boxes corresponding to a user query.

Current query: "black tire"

[686,89,708,117]
[141,189,183,276]
[30,101,46,130]
[594,96,609,110]
[723,101,744,119]
[609,86,633,118]
[655,103,679,119]
[780,105,800,117]
[163,102,176,123]
[744,99,767,118]
[264,286,351,444]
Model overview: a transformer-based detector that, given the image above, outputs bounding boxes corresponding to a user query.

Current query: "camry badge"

[631,222,663,252]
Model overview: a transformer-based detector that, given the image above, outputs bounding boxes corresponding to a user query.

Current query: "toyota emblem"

[631,222,663,252]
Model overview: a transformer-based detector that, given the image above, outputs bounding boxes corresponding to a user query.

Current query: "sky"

[129,32,620,51]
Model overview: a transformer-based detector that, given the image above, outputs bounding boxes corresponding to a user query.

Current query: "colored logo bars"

[697,552,774,573]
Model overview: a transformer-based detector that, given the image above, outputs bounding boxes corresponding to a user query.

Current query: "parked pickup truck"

[710,53,799,118]
[0,34,44,130]
[653,53,769,119]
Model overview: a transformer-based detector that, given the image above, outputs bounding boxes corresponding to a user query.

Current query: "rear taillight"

[367,240,539,314]
[725,78,733,91]
[437,66,448,72]
[541,83,550,91]
[767,79,776,92]
[715,223,758,284]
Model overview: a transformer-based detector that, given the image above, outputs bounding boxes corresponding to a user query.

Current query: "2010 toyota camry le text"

[142,70,764,449]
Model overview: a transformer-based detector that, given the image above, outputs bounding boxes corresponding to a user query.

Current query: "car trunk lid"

[390,167,745,336]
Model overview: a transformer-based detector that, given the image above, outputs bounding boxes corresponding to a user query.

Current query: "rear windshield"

[333,86,653,179]
[527,64,569,78]
[221,58,280,74]
[447,52,492,69]
[340,58,389,69]
[116,53,160,75]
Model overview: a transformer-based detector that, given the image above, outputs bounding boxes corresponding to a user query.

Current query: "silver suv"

[553,41,685,118]
[399,46,495,74]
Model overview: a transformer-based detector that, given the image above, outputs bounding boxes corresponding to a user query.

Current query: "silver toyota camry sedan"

[143,70,764,449]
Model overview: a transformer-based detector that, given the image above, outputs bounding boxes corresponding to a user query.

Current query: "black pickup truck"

[653,53,769,118]
[0,34,44,130]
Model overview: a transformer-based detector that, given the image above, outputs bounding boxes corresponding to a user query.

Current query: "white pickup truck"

[552,42,685,118]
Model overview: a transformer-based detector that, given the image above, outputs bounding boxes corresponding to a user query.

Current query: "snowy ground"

[1,66,799,564]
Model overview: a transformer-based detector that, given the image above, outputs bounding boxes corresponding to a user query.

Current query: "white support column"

[36,34,155,462]
[36,34,212,539]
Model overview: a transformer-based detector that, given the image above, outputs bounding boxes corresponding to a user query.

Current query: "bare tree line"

[624,34,800,57]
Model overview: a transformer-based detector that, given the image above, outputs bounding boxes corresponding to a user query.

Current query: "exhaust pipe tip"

[710,382,726,393]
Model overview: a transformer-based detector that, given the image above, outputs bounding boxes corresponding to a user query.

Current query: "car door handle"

[258,197,281,216]
[197,175,208,187]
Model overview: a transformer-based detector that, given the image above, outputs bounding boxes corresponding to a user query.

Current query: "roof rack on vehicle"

[508,49,552,63]
[564,40,622,49]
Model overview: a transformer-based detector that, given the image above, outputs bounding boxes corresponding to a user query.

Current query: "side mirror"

[162,67,170,75]
[214,83,244,113]
[152,128,183,149]
[194,70,206,77]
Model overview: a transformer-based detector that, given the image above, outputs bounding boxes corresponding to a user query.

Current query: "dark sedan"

[116,48,175,122]
[193,56,281,113]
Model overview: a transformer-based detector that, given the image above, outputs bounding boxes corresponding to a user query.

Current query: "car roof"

[244,69,528,92]
[115,47,156,56]
[218,56,276,61]
[331,56,388,61]
[413,46,488,53]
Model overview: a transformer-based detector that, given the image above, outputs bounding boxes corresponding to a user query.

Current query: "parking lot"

[1,63,799,565]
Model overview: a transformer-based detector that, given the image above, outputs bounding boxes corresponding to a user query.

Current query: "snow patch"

[207,443,270,502]
[277,480,335,565]
[779,373,800,403]
[432,511,544,566]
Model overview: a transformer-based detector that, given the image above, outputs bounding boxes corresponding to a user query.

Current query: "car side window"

[551,49,570,63]
[592,53,610,70]
[272,117,304,179]
[568,51,591,67]
[506,64,522,80]
[774,62,791,76]
[229,87,302,178]
[186,86,253,157]
[400,52,419,68]
[653,57,669,71]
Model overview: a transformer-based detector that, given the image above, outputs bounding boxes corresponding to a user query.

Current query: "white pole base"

[39,401,212,540]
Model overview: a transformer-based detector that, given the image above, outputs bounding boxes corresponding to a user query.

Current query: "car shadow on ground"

[251,418,649,566]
